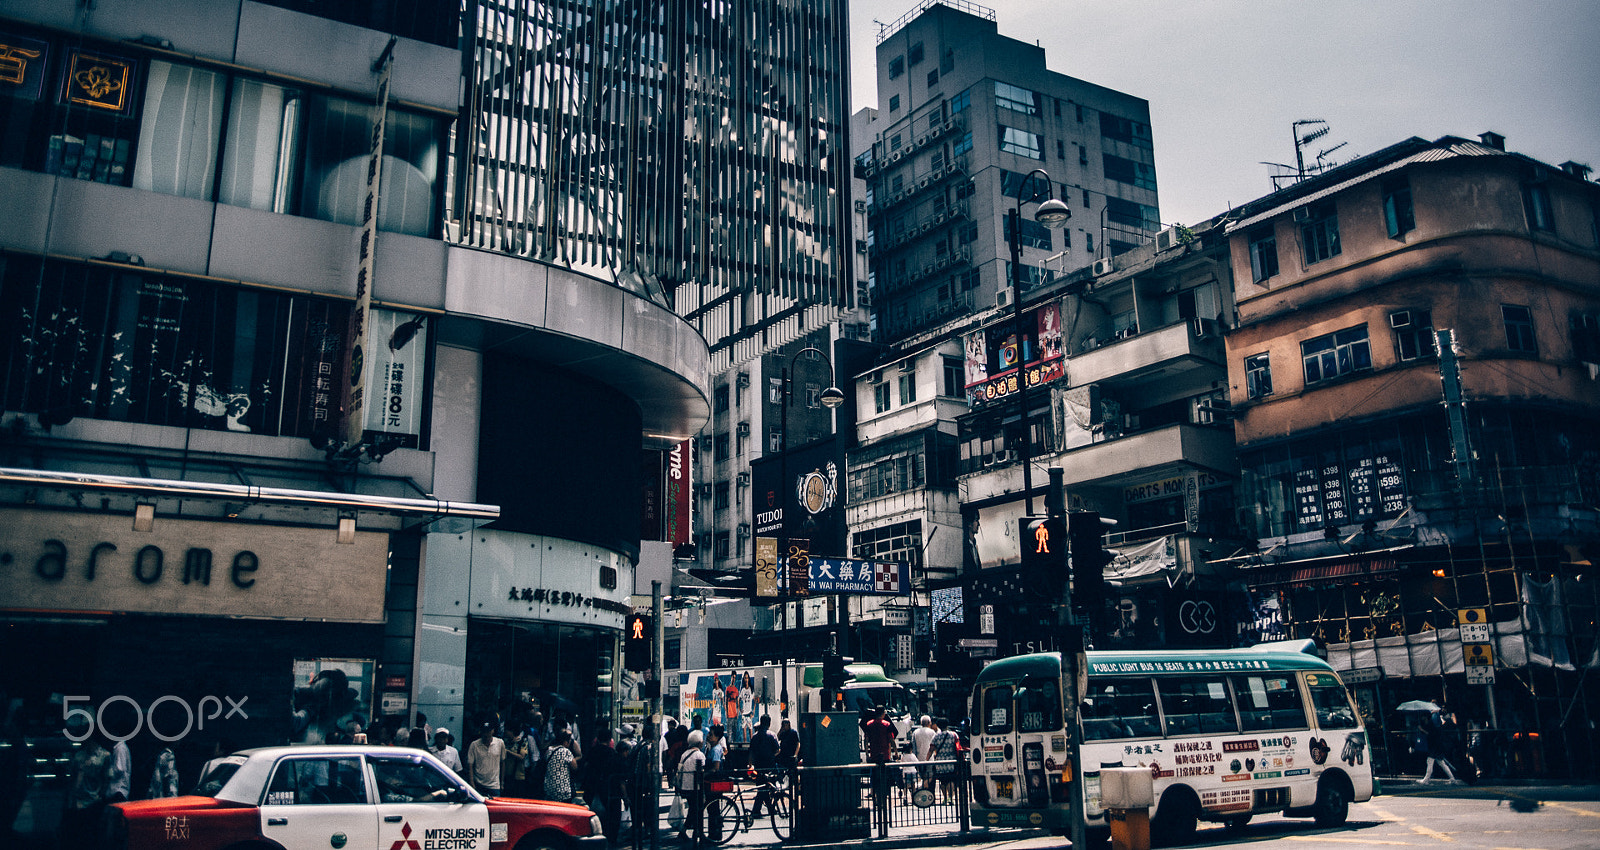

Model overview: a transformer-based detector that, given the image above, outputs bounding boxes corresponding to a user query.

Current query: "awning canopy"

[1246,553,1402,589]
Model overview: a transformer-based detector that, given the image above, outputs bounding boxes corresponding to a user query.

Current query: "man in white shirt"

[909,715,937,791]
[432,727,464,775]
[465,722,506,796]
[106,738,132,802]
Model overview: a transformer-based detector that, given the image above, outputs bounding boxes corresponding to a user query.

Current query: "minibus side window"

[1234,674,1309,731]
[1081,678,1159,740]
[1156,676,1238,735]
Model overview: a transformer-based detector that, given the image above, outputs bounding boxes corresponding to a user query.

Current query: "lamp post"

[1005,169,1071,515]
[777,344,845,719]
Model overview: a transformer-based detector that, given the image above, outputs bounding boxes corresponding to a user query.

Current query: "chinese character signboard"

[964,302,1066,406]
[798,557,910,595]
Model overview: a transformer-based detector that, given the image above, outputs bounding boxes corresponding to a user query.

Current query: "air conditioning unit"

[736,471,750,486]
[736,422,749,436]
[1292,206,1312,222]
[1155,227,1180,252]
[737,371,750,387]
[737,522,750,537]
[897,359,915,373]
[1124,414,1141,431]
[697,483,712,497]
[1190,317,1216,338]
[890,150,904,163]
[918,177,930,189]
[995,289,1013,309]
[1092,257,1115,276]
[919,134,932,147]
[1115,326,1138,340]
[870,369,885,384]
[854,200,866,213]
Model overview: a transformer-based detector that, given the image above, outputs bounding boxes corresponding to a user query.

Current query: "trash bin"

[1100,766,1153,850]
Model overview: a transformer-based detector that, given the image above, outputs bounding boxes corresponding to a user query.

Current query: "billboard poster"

[750,436,846,557]
[965,301,1067,406]
[359,308,427,446]
[666,439,692,546]
[755,536,779,598]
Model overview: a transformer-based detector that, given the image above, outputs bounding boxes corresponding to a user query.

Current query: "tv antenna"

[1261,120,1347,190]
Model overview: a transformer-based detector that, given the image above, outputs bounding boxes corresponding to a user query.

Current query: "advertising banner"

[360,308,427,446]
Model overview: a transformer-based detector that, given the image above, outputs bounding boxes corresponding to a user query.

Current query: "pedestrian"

[148,745,180,798]
[543,729,579,803]
[672,729,706,842]
[663,717,688,778]
[929,717,959,802]
[106,733,132,803]
[1420,712,1458,783]
[910,714,937,789]
[62,725,113,848]
[861,707,896,829]
[407,728,429,749]
[432,727,464,775]
[897,743,919,804]
[776,718,800,769]
[415,712,434,742]
[583,727,623,841]
[504,726,532,797]
[705,725,727,772]
[527,711,547,798]
[466,722,506,796]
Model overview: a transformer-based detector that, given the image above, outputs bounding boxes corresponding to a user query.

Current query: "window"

[908,42,925,66]
[943,357,964,397]
[1391,309,1436,361]
[265,757,367,806]
[1233,674,1308,732]
[1105,196,1158,230]
[980,685,1014,734]
[714,531,730,559]
[1102,154,1156,191]
[768,377,784,404]
[951,132,972,157]
[1305,673,1358,730]
[1100,114,1152,148]
[1005,215,1053,251]
[994,81,1039,115]
[1299,201,1342,264]
[998,126,1042,160]
[1082,678,1160,740]
[1302,326,1372,384]
[898,371,916,404]
[950,90,970,114]
[941,48,955,73]
[714,384,729,413]
[1382,177,1415,238]
[1248,226,1279,282]
[371,753,466,803]
[1503,304,1538,353]
[714,481,729,511]
[874,381,890,413]
[1157,676,1238,735]
[1016,676,1063,732]
[1078,145,1088,167]
[1573,312,1600,362]
[888,56,904,79]
[1524,181,1554,232]
[889,133,902,154]
[1056,139,1065,160]
[888,94,899,112]
[926,69,939,87]
[768,426,782,453]
[1082,188,1091,207]
[665,636,681,669]
[714,433,729,461]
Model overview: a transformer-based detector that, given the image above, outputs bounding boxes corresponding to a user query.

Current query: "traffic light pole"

[1047,469,1089,850]
[650,580,663,850]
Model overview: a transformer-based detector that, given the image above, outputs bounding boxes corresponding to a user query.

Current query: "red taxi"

[107,745,606,850]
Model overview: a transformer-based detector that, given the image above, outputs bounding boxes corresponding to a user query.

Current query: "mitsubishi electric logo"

[389,822,420,850]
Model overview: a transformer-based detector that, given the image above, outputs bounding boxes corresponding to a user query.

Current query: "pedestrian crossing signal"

[624,613,652,671]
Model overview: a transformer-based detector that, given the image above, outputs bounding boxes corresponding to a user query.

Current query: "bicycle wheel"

[767,789,792,842]
[699,795,743,846]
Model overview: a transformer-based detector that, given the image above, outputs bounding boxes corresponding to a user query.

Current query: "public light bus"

[969,642,1373,845]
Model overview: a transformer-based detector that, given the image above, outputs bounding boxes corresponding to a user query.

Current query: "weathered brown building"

[1220,134,1600,778]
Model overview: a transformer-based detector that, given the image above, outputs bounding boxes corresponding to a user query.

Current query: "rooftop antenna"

[1293,119,1329,180]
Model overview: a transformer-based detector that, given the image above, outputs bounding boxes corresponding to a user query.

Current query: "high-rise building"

[0,0,852,787]
[855,0,1159,345]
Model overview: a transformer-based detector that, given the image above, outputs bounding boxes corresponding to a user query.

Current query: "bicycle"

[696,768,793,845]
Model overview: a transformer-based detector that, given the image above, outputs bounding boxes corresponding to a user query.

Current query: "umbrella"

[1396,699,1440,712]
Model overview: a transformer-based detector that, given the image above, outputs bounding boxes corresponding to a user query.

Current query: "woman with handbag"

[543,729,580,803]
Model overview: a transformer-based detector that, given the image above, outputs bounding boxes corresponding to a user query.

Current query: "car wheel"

[1312,777,1350,827]
[513,830,571,850]
[1151,789,1199,847]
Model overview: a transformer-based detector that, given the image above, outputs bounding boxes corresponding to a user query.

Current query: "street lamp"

[1006,168,1071,515]
[778,344,844,718]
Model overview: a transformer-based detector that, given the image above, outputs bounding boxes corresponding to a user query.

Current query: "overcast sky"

[848,0,1600,228]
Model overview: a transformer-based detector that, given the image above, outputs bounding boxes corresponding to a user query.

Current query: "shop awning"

[1246,551,1404,589]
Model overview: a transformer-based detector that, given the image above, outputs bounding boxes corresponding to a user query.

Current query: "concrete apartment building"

[854,0,1159,346]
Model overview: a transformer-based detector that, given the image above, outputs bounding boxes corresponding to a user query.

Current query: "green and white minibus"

[969,642,1373,844]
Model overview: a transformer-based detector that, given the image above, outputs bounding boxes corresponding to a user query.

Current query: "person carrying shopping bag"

[671,730,706,843]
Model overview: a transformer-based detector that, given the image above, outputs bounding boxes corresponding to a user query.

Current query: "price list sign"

[1321,463,1349,525]
[1375,454,1407,514]
[1347,457,1376,518]
[1294,467,1323,530]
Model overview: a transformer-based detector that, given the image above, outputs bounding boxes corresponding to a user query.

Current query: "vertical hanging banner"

[361,309,426,447]
[666,439,693,546]
[785,538,811,597]
[755,536,779,598]
[344,45,391,446]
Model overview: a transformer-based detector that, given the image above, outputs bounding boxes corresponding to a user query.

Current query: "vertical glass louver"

[453,1,854,369]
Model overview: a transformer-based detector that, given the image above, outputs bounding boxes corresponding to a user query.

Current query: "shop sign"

[0,508,386,622]
[459,529,631,630]
[882,608,911,627]
[1342,666,1383,685]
